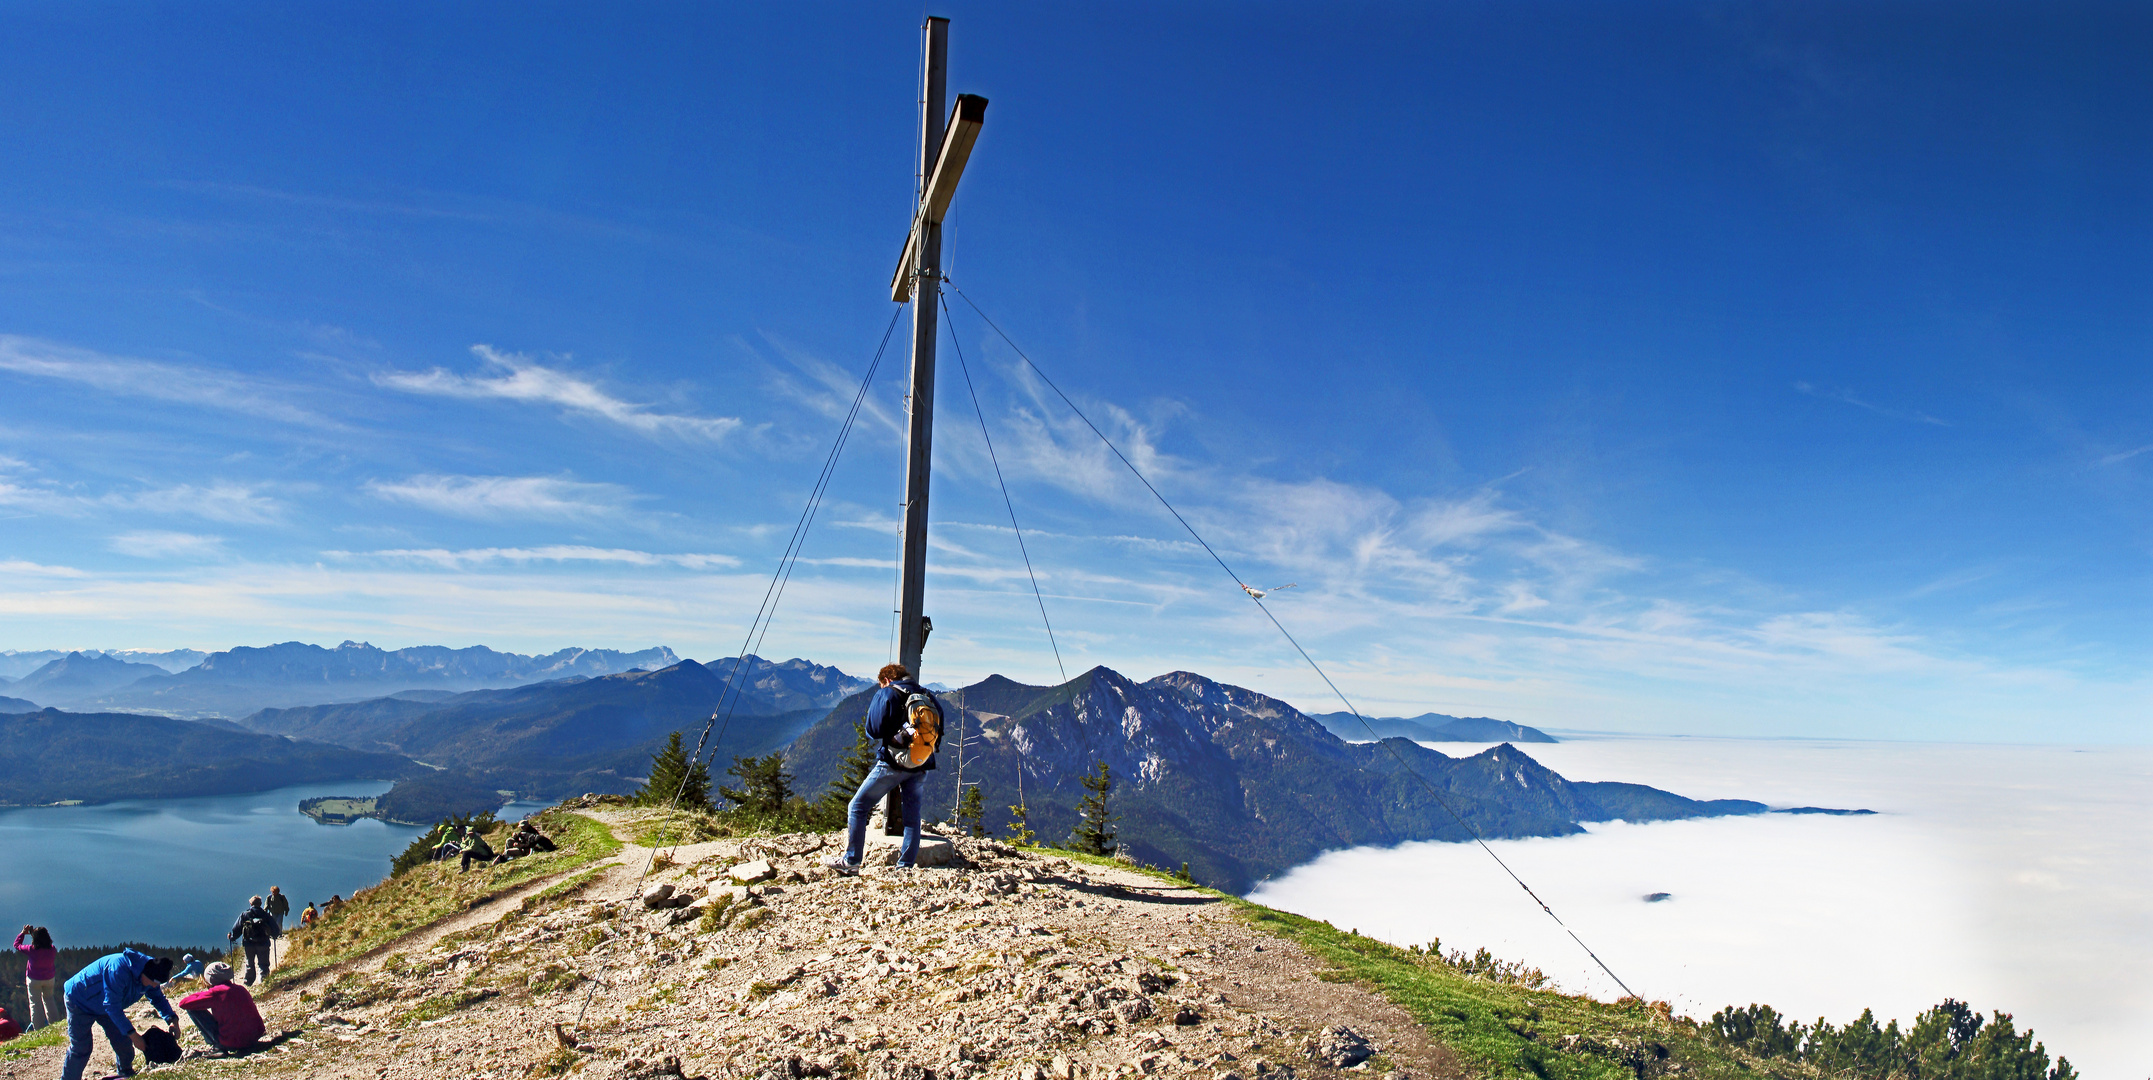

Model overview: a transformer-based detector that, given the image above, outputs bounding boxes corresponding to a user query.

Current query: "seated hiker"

[324,893,344,915]
[169,953,205,984]
[458,828,497,872]
[177,962,262,1056]
[430,825,462,862]
[493,820,556,863]
[299,902,318,929]
[227,896,280,985]
[0,1004,19,1043]
[518,818,557,851]
[61,950,177,1080]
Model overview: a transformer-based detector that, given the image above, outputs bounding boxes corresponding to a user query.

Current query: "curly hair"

[877,663,911,684]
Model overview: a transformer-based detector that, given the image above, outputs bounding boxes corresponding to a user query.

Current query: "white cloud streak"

[1794,381,1948,426]
[332,546,738,570]
[0,335,328,426]
[109,531,225,559]
[376,345,740,441]
[363,474,639,521]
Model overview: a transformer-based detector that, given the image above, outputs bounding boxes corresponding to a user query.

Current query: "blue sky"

[0,2,2146,740]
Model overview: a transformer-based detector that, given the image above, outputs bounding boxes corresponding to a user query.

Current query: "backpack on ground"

[886,684,943,768]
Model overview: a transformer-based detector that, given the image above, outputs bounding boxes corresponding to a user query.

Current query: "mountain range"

[785,667,1762,892]
[8,652,173,701]
[1,649,1768,893]
[0,648,205,681]
[1305,710,1558,743]
[0,708,420,806]
[238,654,865,792]
[19,640,684,717]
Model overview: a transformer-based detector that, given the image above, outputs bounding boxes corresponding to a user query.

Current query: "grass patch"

[619,805,833,846]
[399,987,496,1025]
[528,961,586,995]
[265,807,620,988]
[531,1045,590,1077]
[0,1023,66,1061]
[1235,903,1785,1080]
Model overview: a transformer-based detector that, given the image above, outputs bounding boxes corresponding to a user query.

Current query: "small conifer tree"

[814,725,878,826]
[1069,760,1117,855]
[718,752,794,815]
[636,731,711,810]
[1005,801,1036,845]
[953,784,987,837]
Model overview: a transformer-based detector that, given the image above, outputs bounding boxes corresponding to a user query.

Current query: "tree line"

[629,729,1128,859]
[1708,999,2074,1080]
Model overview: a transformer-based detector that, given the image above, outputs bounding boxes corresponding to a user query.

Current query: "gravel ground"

[1,815,1465,1080]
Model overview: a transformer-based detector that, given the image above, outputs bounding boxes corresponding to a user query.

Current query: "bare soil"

[1,813,1466,1080]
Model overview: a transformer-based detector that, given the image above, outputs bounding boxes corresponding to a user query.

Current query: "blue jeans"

[845,762,925,867]
[62,1005,133,1080]
[186,1009,220,1050]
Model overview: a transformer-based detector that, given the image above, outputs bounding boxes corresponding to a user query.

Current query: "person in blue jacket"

[829,663,939,872]
[62,949,177,1080]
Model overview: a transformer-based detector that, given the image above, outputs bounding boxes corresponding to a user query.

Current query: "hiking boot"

[824,856,861,876]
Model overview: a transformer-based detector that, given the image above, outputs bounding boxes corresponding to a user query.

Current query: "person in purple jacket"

[11,926,58,1031]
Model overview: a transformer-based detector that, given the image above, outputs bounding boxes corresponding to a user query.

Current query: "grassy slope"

[263,808,621,988]
[1045,848,1799,1080]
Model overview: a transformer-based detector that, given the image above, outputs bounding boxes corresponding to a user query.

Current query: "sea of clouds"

[1248,735,2152,1078]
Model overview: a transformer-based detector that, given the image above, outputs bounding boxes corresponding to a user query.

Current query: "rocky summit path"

[3,811,1464,1080]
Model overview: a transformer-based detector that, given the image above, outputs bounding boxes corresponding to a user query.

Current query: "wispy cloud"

[115,483,283,524]
[331,546,737,570]
[1794,381,1948,426]
[363,474,639,521]
[109,531,225,559]
[2096,443,2153,466]
[0,559,86,578]
[376,345,740,441]
[0,335,328,426]
[0,465,283,525]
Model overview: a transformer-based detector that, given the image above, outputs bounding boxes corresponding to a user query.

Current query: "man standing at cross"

[829,664,939,872]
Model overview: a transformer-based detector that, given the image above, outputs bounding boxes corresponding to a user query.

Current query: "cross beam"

[890,93,989,302]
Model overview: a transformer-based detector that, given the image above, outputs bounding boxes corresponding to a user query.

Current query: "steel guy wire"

[941,286,1068,686]
[571,303,904,1035]
[941,280,1642,1001]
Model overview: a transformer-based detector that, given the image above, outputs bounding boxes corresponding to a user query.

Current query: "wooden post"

[896,15,947,684]
[889,15,949,835]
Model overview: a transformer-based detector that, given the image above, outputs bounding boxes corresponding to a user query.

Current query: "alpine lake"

[1,780,547,950]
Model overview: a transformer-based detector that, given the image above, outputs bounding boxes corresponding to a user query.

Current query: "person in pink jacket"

[176,962,263,1054]
[12,925,58,1030]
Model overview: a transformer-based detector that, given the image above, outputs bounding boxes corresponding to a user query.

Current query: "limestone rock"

[862,831,956,867]
[1306,1027,1372,1068]
[730,859,777,883]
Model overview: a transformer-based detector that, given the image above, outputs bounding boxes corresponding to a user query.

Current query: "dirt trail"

[1,813,1466,1080]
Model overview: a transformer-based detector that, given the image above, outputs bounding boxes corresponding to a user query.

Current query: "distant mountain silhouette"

[0,648,203,681]
[0,708,420,806]
[10,652,172,705]
[76,640,684,718]
[788,667,1758,892]
[1306,710,1558,743]
[0,695,34,713]
[240,656,847,795]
